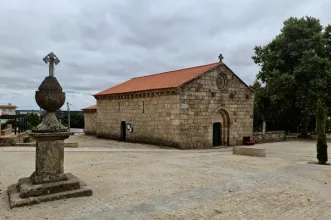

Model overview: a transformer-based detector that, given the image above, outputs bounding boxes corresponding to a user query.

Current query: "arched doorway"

[120,121,126,141]
[212,109,230,146]
[213,122,222,146]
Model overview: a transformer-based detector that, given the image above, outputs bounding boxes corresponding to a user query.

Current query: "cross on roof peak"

[218,54,224,62]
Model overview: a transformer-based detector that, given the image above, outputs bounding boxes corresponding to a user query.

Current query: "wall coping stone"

[253,131,285,135]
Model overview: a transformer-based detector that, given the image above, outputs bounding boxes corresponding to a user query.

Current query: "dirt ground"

[66,132,163,149]
[1,136,331,220]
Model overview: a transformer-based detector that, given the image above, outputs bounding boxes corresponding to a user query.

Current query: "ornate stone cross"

[6,51,92,209]
[43,52,60,77]
[218,54,224,62]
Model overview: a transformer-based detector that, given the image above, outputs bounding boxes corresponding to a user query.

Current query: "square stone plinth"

[7,173,92,209]
[19,173,81,198]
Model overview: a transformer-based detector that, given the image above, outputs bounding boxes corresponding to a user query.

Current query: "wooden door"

[213,122,222,146]
[120,121,126,141]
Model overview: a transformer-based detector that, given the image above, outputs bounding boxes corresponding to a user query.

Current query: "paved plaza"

[1,135,331,219]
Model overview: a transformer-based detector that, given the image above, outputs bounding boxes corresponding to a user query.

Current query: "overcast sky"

[0,0,330,110]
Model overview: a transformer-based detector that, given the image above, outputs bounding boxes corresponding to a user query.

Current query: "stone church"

[83,55,254,149]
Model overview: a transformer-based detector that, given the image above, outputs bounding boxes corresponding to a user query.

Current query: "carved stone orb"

[35,76,65,112]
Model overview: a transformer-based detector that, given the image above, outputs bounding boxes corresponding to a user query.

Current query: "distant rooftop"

[0,103,17,109]
[82,105,97,111]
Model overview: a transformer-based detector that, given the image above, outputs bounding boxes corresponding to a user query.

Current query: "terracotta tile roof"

[82,105,97,111]
[94,62,221,96]
[0,105,17,109]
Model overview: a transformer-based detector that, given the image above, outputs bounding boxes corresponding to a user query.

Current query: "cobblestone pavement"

[1,138,331,219]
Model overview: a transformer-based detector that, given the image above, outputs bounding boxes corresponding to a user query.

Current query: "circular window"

[216,73,227,90]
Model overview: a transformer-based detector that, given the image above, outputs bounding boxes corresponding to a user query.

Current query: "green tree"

[252,16,331,135]
[324,25,331,58]
[62,112,84,128]
[250,81,270,131]
[27,113,41,129]
[316,100,328,164]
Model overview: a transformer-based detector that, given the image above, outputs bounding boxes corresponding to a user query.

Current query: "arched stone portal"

[212,109,230,146]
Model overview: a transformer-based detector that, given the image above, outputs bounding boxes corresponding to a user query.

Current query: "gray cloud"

[0,0,330,110]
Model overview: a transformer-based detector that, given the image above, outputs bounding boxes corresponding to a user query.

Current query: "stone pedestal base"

[30,171,68,184]
[7,173,92,208]
[7,117,93,208]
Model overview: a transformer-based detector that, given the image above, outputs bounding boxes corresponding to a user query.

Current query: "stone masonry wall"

[0,128,11,136]
[178,65,254,148]
[83,111,97,135]
[0,124,12,136]
[0,132,28,146]
[96,94,182,147]
[253,131,286,144]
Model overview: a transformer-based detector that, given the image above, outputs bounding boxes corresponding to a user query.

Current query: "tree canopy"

[27,113,41,129]
[252,16,331,134]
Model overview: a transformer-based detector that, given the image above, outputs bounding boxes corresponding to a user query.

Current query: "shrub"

[316,100,328,164]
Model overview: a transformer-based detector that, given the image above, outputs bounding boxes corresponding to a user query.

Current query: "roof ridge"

[131,62,221,80]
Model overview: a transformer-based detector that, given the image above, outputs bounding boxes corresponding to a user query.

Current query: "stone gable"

[178,65,254,148]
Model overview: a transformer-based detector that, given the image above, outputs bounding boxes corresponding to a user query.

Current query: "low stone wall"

[1,128,11,136]
[233,146,266,157]
[0,132,28,146]
[253,131,286,144]
[1,124,12,136]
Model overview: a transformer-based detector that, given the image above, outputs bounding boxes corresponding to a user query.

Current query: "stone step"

[18,173,81,198]
[15,142,79,148]
[15,142,35,147]
[233,146,266,157]
[8,183,92,209]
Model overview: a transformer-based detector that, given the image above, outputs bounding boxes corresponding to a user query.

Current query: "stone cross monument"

[7,52,92,208]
